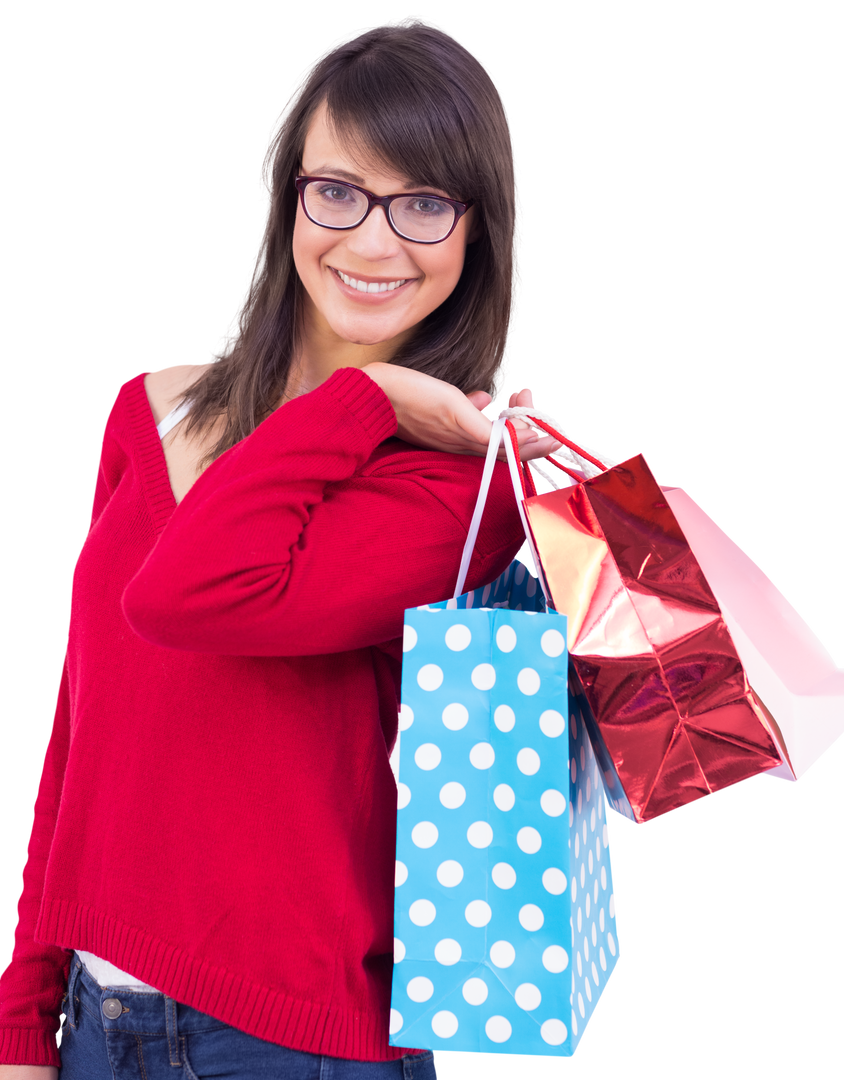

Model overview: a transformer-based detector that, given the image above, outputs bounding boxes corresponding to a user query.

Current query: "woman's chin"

[329,314,416,350]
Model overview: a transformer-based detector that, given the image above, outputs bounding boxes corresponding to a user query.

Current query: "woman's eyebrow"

[306,165,445,194]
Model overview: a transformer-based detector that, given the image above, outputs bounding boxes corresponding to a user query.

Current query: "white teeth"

[337,270,407,293]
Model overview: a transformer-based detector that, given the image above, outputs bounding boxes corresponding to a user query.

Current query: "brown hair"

[181,22,515,463]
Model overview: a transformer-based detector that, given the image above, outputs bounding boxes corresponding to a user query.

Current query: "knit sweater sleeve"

[0,410,120,1066]
[123,366,523,656]
[0,664,71,1067]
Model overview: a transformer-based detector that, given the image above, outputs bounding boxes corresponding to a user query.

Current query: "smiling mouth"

[333,268,410,294]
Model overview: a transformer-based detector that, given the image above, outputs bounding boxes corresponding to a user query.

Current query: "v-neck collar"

[123,372,178,535]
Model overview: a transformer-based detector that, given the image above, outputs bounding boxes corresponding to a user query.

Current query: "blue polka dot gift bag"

[390,418,619,1057]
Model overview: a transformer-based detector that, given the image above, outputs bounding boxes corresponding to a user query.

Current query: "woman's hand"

[362,363,558,461]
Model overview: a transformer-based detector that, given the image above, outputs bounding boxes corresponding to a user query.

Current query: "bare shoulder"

[144,364,214,425]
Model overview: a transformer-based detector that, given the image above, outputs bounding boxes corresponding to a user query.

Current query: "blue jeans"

[60,954,436,1079]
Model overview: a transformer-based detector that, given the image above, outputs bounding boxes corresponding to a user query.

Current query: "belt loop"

[164,995,180,1067]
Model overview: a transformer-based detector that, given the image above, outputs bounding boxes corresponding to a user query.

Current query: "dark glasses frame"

[294,176,474,244]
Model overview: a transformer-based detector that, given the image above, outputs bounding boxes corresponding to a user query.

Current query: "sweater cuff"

[318,367,397,446]
[0,1025,60,1067]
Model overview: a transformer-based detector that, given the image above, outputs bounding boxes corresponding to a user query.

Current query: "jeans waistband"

[68,952,228,1041]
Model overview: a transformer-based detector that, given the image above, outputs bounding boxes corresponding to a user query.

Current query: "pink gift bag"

[662,487,844,780]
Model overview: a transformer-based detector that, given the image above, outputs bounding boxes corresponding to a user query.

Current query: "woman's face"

[292,102,477,351]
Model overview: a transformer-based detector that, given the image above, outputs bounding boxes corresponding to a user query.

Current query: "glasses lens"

[302,181,459,241]
[390,196,456,242]
[303,181,368,227]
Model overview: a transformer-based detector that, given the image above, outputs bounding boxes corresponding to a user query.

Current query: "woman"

[0,22,557,1079]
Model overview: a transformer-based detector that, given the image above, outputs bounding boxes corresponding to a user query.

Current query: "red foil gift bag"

[504,417,783,822]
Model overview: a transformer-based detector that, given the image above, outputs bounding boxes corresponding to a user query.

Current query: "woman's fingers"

[490,414,557,462]
[464,383,561,461]
[499,389,554,460]
[495,432,561,463]
[466,390,492,411]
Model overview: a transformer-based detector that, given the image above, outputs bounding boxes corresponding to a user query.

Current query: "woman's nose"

[345,204,404,261]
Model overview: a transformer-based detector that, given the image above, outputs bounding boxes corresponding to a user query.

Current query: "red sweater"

[0,366,522,1066]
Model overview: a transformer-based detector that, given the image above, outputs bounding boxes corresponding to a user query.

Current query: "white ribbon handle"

[449,416,551,607]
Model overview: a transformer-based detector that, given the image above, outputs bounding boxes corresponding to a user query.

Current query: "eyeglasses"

[294,176,474,244]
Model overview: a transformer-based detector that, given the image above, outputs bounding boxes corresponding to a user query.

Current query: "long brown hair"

[181,22,515,463]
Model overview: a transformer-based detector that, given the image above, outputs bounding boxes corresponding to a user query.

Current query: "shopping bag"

[503,401,838,799]
[663,487,844,779]
[389,420,619,1056]
[499,410,784,823]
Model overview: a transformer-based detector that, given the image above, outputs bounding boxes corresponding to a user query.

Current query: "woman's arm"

[122,366,529,656]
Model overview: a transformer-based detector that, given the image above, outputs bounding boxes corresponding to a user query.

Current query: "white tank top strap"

[157,398,192,440]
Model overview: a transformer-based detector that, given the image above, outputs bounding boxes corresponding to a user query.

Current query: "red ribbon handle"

[526,416,608,472]
[505,415,609,490]
[504,420,535,498]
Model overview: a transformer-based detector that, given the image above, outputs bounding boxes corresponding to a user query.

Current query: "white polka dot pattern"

[391,560,619,1057]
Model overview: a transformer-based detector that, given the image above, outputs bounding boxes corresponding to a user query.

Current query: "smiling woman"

[0,20,556,1080]
[290,102,479,375]
[165,21,524,469]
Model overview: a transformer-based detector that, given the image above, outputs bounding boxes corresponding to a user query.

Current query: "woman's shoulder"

[143,364,213,425]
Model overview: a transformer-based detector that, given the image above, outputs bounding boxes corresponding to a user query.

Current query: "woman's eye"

[315,184,353,202]
[409,198,448,216]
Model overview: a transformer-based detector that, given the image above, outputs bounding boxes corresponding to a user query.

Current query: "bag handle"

[450,416,551,606]
[503,407,609,479]
[450,409,611,607]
